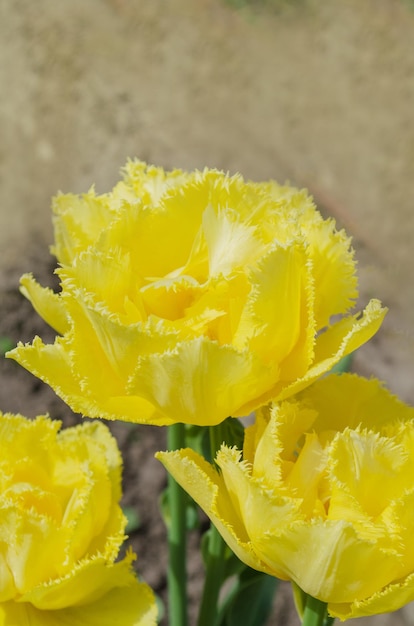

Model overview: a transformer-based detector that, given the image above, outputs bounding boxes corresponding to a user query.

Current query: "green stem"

[167,423,188,626]
[196,425,227,626]
[302,595,330,626]
[209,423,224,465]
[197,524,226,626]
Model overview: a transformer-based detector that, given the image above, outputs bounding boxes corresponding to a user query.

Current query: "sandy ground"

[2,0,414,402]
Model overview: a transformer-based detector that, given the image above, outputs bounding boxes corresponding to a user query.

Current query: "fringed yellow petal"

[99,395,166,425]
[156,449,270,574]
[7,335,166,425]
[215,446,255,532]
[329,429,408,524]
[58,419,124,549]
[274,298,387,403]
[314,298,386,361]
[257,519,402,604]
[234,244,314,380]
[331,493,414,619]
[101,186,203,283]
[52,189,115,265]
[283,433,326,518]
[0,412,60,459]
[120,158,190,208]
[202,203,262,277]
[130,337,279,426]
[22,552,136,609]
[4,565,156,625]
[156,448,223,516]
[216,447,302,564]
[249,399,317,485]
[307,219,358,327]
[247,405,284,483]
[7,336,85,406]
[300,372,414,433]
[0,507,69,593]
[330,571,414,620]
[58,420,122,485]
[20,274,69,335]
[181,273,250,345]
[140,275,203,321]
[64,295,145,391]
[243,405,271,466]
[59,248,145,320]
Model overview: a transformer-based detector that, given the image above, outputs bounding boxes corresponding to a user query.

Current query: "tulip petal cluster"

[7,161,385,427]
[0,412,156,625]
[157,374,414,620]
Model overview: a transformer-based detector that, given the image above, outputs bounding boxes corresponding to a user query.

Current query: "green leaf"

[155,594,165,623]
[185,423,211,460]
[222,547,247,580]
[219,416,245,451]
[217,566,279,626]
[0,337,13,356]
[292,581,307,620]
[186,416,245,463]
[201,528,245,580]
[329,352,353,374]
[122,505,141,534]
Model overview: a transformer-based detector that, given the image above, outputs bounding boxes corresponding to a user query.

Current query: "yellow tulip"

[8,161,385,426]
[0,412,157,625]
[157,374,414,620]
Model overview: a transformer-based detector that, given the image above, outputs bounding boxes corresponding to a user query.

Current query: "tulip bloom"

[8,161,385,426]
[0,412,156,625]
[157,374,414,620]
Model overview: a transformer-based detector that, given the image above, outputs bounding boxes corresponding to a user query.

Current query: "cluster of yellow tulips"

[3,160,412,625]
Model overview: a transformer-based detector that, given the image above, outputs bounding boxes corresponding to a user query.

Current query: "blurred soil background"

[1,1,414,624]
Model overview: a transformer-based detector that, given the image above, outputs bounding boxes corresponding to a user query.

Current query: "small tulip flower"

[0,412,156,625]
[157,374,414,621]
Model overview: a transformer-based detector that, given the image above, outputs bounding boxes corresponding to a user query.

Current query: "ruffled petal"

[276,298,386,403]
[256,519,401,604]
[307,219,358,327]
[202,203,263,277]
[7,336,162,425]
[234,243,315,380]
[156,449,270,574]
[330,570,414,620]
[0,571,156,625]
[20,274,69,335]
[299,372,414,433]
[20,552,138,610]
[7,336,84,406]
[130,337,279,426]
[52,189,115,265]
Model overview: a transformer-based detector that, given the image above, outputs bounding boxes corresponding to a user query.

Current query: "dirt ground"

[2,1,414,625]
[2,0,414,403]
